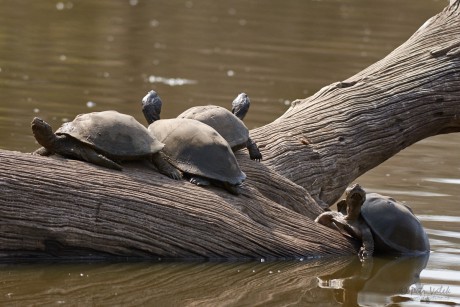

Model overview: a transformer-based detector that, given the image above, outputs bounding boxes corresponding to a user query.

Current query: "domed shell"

[148,118,246,185]
[361,193,430,254]
[56,110,164,158]
[177,105,249,150]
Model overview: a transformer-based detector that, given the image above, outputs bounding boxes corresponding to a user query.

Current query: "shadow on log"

[1,1,459,260]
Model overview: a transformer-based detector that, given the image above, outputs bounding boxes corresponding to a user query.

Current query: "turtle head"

[231,93,250,120]
[31,117,57,148]
[344,183,366,220]
[142,90,162,125]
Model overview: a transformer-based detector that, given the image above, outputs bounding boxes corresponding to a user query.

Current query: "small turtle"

[176,92,262,161]
[315,184,430,258]
[141,91,246,195]
[31,110,180,178]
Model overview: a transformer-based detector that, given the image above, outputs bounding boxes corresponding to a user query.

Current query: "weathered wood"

[0,150,349,259]
[1,2,459,260]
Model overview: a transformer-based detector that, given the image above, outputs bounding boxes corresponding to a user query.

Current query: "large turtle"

[141,91,246,195]
[176,92,262,161]
[31,110,180,178]
[315,184,430,258]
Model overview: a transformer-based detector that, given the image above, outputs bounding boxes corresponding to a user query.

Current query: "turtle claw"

[247,138,262,161]
[189,176,210,186]
[358,247,371,260]
[169,169,183,180]
[249,151,262,161]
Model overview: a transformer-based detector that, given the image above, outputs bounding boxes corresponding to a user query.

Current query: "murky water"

[1,0,459,305]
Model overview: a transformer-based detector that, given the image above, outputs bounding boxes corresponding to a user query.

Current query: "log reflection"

[0,255,428,306]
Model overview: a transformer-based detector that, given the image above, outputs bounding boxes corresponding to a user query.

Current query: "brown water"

[1,0,459,305]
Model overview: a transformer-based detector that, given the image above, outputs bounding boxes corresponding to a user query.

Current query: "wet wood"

[1,2,459,260]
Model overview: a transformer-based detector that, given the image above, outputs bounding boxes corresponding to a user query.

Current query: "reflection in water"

[318,255,429,306]
[0,256,434,306]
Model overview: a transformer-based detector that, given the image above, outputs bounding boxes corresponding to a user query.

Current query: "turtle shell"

[177,105,249,150]
[56,110,164,158]
[361,193,430,255]
[148,118,246,185]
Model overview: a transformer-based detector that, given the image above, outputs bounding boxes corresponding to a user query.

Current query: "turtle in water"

[176,92,262,161]
[141,91,246,195]
[315,184,430,258]
[31,110,180,179]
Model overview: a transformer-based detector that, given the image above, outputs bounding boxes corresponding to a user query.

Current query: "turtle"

[176,92,262,161]
[315,184,430,258]
[31,110,180,179]
[141,91,246,195]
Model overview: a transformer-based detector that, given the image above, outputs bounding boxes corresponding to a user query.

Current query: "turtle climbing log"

[315,184,430,258]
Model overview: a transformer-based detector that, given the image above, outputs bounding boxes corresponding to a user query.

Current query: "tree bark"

[1,2,459,260]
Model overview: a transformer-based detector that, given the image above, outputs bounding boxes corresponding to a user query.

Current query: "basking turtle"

[141,91,246,195]
[176,92,262,161]
[31,110,180,179]
[315,184,430,258]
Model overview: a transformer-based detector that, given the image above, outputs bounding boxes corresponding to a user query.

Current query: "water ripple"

[423,177,460,185]
[426,229,460,240]
[368,189,450,197]
[421,271,460,283]
[147,75,197,86]
[418,215,460,223]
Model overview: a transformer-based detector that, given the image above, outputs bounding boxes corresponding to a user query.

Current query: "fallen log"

[1,1,459,260]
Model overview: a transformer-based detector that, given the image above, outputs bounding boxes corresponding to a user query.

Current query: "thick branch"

[254,2,460,205]
[0,150,351,259]
[1,2,459,259]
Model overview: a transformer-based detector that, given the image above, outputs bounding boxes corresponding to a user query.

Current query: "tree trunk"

[1,2,459,260]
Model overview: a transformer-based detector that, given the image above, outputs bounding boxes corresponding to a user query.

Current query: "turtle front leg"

[246,137,262,161]
[152,152,182,180]
[222,183,241,195]
[207,179,241,195]
[32,147,52,156]
[77,146,122,170]
[358,225,374,260]
[315,211,343,231]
